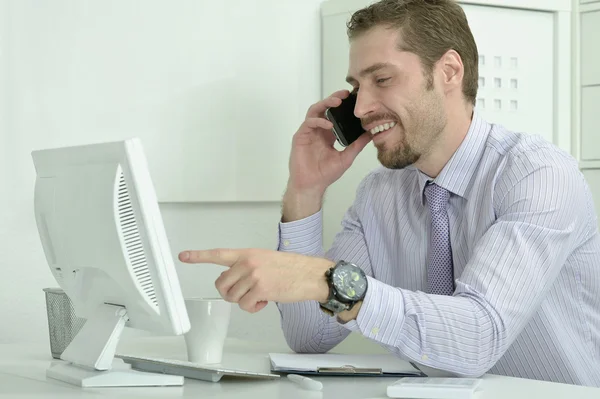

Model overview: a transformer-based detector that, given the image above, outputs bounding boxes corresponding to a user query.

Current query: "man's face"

[346,26,447,170]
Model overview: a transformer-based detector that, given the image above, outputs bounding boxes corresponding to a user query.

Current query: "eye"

[376,77,391,84]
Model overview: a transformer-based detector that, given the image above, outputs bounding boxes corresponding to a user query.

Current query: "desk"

[1,337,599,398]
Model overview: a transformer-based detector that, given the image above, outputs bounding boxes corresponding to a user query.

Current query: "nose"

[353,88,378,119]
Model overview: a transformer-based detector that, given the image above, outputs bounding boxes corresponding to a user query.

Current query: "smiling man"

[179,0,600,387]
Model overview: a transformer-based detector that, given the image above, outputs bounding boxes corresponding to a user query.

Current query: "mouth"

[367,121,396,135]
[366,121,398,145]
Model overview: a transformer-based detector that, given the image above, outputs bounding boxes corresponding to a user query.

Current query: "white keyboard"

[387,377,482,399]
[116,354,280,383]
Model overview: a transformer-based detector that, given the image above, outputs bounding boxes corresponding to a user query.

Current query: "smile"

[370,122,396,135]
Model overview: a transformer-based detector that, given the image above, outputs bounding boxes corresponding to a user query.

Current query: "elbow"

[289,344,327,354]
[284,336,328,354]
[454,365,491,379]
[438,346,503,378]
[451,292,510,377]
[457,322,508,377]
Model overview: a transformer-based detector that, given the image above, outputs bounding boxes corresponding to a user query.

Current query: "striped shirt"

[276,112,600,387]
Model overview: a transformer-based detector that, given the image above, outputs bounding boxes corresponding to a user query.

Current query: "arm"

[276,187,374,353]
[341,156,592,376]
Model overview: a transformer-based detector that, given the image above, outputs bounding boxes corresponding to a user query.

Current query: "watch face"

[332,263,367,301]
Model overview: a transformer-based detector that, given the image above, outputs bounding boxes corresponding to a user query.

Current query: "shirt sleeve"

[348,151,593,377]
[275,185,375,353]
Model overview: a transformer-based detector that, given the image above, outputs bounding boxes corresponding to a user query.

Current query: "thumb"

[253,301,268,313]
[340,132,372,167]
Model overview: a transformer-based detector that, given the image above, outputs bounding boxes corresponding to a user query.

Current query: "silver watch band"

[320,297,350,316]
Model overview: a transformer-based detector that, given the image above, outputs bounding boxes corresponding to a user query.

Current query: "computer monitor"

[31,138,191,387]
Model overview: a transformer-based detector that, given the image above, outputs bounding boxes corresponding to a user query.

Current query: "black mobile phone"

[324,92,365,147]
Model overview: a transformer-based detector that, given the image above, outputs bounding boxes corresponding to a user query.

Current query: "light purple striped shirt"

[276,112,600,387]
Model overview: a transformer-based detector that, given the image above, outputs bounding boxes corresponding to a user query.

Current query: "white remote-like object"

[287,374,323,391]
[387,377,482,399]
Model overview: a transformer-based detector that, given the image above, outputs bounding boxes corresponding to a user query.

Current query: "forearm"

[276,209,348,352]
[352,278,507,377]
[276,301,351,353]
[281,186,325,223]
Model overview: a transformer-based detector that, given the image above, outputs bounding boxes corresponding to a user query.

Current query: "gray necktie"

[424,182,455,295]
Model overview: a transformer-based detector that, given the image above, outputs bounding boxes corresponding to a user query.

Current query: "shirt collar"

[413,111,491,205]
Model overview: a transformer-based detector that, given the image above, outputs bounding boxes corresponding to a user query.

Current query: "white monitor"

[31,138,191,387]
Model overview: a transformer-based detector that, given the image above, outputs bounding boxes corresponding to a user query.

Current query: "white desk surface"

[1,336,599,399]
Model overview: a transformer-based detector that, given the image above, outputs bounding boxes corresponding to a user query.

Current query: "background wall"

[0,0,326,347]
[2,0,322,203]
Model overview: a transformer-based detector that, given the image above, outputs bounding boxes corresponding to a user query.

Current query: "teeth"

[370,121,396,135]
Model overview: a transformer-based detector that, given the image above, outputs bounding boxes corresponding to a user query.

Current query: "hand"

[179,249,334,313]
[288,89,372,196]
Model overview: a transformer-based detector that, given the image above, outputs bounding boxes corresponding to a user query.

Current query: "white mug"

[183,298,231,364]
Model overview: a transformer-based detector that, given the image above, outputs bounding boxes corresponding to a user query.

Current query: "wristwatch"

[319,260,368,316]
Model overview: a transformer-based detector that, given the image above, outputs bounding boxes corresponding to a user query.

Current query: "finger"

[179,248,240,267]
[239,291,268,314]
[306,90,350,118]
[340,132,373,166]
[253,301,268,313]
[329,89,351,99]
[303,117,333,131]
[224,279,255,303]
[215,267,248,298]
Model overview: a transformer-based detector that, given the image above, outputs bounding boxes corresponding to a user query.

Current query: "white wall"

[2,0,324,203]
[0,0,325,347]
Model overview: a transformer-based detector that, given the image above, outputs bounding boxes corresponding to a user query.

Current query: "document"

[269,353,426,377]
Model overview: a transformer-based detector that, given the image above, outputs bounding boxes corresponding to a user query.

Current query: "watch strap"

[319,262,355,316]
[319,296,351,316]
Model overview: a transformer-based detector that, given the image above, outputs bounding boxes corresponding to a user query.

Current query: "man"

[179,0,600,387]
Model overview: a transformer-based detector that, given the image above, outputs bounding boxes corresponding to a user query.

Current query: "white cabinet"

[581,11,600,86]
[578,4,600,167]
[320,0,572,248]
[582,169,600,222]
[578,3,600,226]
[581,87,600,161]
[467,5,554,145]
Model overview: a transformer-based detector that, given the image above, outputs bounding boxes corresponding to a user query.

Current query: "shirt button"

[421,354,428,361]
[283,240,290,247]
[371,327,380,335]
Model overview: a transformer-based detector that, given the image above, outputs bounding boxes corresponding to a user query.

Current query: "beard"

[376,84,446,170]
[376,134,421,169]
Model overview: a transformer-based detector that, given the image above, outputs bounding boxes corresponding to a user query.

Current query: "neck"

[415,103,474,178]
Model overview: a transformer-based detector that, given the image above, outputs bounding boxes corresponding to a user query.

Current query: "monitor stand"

[46,303,183,387]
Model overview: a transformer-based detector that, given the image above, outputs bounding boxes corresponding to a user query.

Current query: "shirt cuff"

[277,209,323,254]
[354,276,406,346]
[337,318,361,332]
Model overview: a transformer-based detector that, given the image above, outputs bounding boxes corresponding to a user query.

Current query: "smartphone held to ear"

[325,92,365,147]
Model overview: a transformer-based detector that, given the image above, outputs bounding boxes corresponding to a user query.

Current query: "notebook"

[269,353,426,377]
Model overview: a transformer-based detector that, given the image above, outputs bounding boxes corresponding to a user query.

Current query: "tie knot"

[424,182,450,213]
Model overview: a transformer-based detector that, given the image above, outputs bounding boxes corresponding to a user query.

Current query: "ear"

[438,49,464,93]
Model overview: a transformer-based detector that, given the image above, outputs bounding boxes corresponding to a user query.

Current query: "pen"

[287,374,323,391]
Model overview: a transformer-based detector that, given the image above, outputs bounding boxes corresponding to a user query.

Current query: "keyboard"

[115,354,280,383]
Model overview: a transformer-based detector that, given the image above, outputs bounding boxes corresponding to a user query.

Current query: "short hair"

[347,0,479,104]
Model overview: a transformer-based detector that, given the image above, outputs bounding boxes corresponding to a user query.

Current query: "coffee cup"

[183,298,231,364]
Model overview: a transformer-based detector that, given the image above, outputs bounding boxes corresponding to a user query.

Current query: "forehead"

[347,26,420,79]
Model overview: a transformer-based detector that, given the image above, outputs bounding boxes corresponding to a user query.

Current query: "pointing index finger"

[178,248,240,267]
